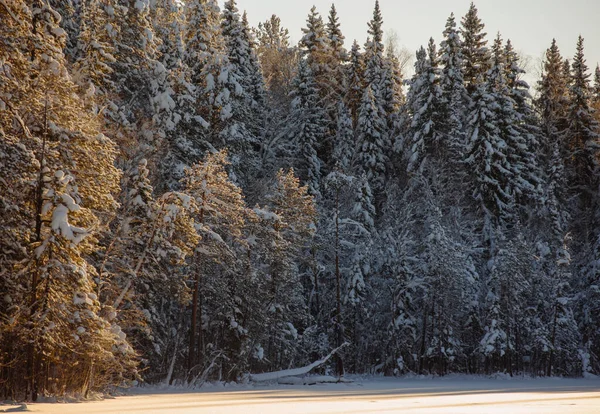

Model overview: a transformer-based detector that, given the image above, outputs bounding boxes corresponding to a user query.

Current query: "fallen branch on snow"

[249,342,349,382]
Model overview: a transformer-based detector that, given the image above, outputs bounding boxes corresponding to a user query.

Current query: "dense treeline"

[1,0,600,400]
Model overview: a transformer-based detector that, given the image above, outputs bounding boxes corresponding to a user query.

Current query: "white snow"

[22,376,600,414]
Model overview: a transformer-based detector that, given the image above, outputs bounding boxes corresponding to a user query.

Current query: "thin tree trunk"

[188,272,199,371]
[548,303,558,376]
[188,194,206,372]
[419,301,428,375]
[27,95,49,401]
[334,188,343,377]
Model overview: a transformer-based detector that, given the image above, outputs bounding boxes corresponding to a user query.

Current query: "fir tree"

[439,13,468,157]
[326,4,347,101]
[536,39,570,160]
[346,40,365,128]
[564,36,600,203]
[364,0,385,91]
[333,101,355,173]
[300,6,333,99]
[460,2,490,94]
[405,39,444,173]
[287,60,327,197]
[356,85,388,190]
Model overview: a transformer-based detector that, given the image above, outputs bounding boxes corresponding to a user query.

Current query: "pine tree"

[219,0,263,186]
[465,66,511,240]
[256,14,298,107]
[152,0,186,71]
[503,39,542,206]
[262,169,317,371]
[460,2,490,94]
[466,34,539,234]
[222,0,259,104]
[72,0,117,97]
[381,47,405,123]
[182,150,249,379]
[48,0,80,60]
[184,0,259,188]
[0,0,135,397]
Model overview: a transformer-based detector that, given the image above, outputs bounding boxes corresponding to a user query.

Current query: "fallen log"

[249,343,349,382]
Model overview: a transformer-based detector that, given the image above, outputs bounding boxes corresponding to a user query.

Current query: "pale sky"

[222,0,600,87]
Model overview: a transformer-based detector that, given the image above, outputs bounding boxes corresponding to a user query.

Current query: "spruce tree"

[346,40,365,128]
[287,60,327,197]
[564,36,600,203]
[356,86,388,190]
[405,39,444,173]
[536,39,570,160]
[326,3,348,99]
[333,101,356,173]
[439,13,468,157]
[300,6,333,99]
[460,2,490,94]
[364,0,385,91]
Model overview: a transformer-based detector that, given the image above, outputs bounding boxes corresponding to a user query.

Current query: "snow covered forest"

[1,0,600,400]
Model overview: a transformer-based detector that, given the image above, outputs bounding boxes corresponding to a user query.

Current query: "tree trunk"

[188,271,199,372]
[334,188,344,377]
[188,194,206,372]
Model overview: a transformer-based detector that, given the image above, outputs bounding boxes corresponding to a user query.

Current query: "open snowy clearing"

[9,377,600,414]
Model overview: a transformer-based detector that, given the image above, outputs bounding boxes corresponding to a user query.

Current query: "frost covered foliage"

[3,0,600,400]
[0,0,134,399]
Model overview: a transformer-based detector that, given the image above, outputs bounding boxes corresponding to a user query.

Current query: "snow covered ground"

[12,376,600,414]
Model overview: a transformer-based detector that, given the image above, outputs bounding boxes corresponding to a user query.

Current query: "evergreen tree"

[326,3,347,98]
[287,60,327,197]
[536,39,570,160]
[346,40,365,128]
[405,39,444,173]
[183,150,250,380]
[364,0,385,92]
[240,11,267,108]
[262,169,317,371]
[0,0,136,397]
[564,36,599,205]
[356,85,388,190]
[439,13,468,157]
[460,2,490,94]
[48,0,80,60]
[256,15,298,108]
[333,101,355,173]
[503,39,542,206]
[381,47,405,123]
[72,0,117,97]
[465,67,510,241]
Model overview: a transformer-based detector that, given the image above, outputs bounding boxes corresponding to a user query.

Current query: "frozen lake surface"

[15,376,600,414]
